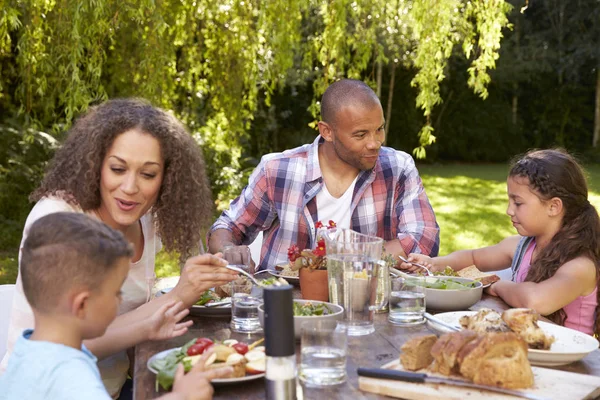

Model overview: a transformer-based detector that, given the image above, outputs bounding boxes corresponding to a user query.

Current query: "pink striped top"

[515,240,597,335]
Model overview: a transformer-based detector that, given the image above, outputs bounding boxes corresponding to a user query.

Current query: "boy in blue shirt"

[0,213,231,400]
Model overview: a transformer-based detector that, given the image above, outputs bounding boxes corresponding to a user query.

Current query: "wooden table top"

[133,294,600,400]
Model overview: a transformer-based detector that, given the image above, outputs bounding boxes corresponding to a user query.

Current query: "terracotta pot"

[299,268,329,301]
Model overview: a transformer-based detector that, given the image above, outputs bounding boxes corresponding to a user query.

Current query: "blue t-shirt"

[0,329,110,400]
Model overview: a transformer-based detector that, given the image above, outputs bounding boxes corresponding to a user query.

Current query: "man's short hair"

[320,79,381,126]
[20,213,132,312]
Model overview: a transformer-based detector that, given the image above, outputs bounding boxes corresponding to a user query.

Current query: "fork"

[225,264,282,287]
[397,255,433,276]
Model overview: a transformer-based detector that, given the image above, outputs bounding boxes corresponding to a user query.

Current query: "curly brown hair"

[31,98,213,261]
[510,149,600,334]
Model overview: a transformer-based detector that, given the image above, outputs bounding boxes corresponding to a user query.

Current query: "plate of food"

[427,308,599,366]
[268,264,299,285]
[158,288,232,317]
[434,265,500,288]
[148,337,266,389]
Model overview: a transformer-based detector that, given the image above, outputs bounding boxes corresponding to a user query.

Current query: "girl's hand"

[485,282,500,297]
[147,301,193,341]
[174,253,239,305]
[400,253,437,273]
[172,350,233,400]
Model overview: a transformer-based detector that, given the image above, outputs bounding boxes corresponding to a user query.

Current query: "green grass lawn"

[2,163,600,284]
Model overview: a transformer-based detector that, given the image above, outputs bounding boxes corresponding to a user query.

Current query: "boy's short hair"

[20,213,133,312]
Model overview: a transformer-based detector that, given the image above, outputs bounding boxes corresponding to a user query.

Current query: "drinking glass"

[388,276,426,326]
[323,228,388,336]
[224,246,263,333]
[299,320,347,387]
[230,281,263,333]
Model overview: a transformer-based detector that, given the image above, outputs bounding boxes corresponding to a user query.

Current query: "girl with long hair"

[404,149,600,335]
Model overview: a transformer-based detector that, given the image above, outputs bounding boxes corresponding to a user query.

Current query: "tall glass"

[323,228,387,336]
[388,276,426,326]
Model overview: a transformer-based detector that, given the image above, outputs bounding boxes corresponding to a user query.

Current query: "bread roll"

[458,332,533,389]
[400,334,437,371]
[430,330,478,376]
[459,308,511,333]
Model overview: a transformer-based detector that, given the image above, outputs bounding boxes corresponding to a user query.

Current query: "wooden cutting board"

[359,360,600,400]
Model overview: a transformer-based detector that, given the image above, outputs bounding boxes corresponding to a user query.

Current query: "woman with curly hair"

[0,99,238,398]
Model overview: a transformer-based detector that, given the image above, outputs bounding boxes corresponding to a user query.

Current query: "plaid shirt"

[209,136,440,271]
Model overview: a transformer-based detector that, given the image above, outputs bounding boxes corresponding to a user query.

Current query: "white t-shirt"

[0,196,162,398]
[315,175,358,229]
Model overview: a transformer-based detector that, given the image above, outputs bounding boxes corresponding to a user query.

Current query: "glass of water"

[230,281,263,333]
[299,320,347,387]
[224,246,263,333]
[388,276,426,326]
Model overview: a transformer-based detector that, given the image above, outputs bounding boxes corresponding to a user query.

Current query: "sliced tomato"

[187,342,211,356]
[232,342,249,355]
[195,337,214,346]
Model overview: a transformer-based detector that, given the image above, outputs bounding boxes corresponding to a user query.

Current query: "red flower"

[328,220,336,229]
[315,221,324,229]
[287,244,301,262]
[313,238,326,257]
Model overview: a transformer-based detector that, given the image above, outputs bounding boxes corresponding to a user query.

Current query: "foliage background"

[0,0,599,282]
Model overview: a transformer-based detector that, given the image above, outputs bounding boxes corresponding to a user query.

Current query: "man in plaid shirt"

[208,79,439,271]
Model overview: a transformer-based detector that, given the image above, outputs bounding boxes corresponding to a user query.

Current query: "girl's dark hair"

[31,98,213,261]
[509,149,600,334]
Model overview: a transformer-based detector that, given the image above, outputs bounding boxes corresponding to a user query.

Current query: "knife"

[357,368,549,400]
[424,312,461,332]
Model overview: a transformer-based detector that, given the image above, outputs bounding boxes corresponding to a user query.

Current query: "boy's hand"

[147,301,193,341]
[172,350,233,400]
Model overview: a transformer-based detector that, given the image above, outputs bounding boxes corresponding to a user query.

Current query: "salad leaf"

[153,338,197,390]
[195,290,220,306]
[412,278,478,290]
[293,302,332,316]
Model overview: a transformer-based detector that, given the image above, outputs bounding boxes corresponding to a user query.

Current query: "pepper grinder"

[264,285,297,400]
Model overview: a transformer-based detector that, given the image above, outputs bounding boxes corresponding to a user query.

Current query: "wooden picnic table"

[133,294,600,400]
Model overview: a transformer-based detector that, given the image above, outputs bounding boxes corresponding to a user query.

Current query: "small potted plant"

[287,220,336,301]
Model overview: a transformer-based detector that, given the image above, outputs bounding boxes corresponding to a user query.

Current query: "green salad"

[293,301,332,316]
[194,290,221,306]
[413,278,478,290]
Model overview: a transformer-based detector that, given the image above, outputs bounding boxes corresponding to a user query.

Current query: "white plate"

[148,348,265,385]
[427,311,599,366]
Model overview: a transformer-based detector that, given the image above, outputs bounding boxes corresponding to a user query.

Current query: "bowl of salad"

[412,276,483,311]
[257,299,343,339]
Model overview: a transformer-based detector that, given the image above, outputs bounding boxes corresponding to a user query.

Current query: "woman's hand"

[174,253,239,306]
[485,282,500,297]
[147,301,194,341]
[170,349,233,400]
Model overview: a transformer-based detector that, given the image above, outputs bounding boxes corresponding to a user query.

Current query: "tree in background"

[0,0,512,213]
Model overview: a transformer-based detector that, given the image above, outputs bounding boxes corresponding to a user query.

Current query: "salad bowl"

[257,299,343,339]
[411,276,483,311]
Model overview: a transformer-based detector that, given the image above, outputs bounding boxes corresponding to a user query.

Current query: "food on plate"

[502,308,555,350]
[457,332,533,389]
[457,265,501,286]
[430,330,479,375]
[215,276,252,298]
[414,278,478,290]
[433,266,459,277]
[400,331,534,390]
[194,290,222,306]
[150,337,265,390]
[293,301,333,316]
[459,308,511,333]
[400,334,437,371]
[276,263,299,278]
[459,308,555,350]
[260,276,289,286]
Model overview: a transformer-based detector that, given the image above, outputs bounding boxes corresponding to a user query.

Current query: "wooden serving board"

[359,359,600,400]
